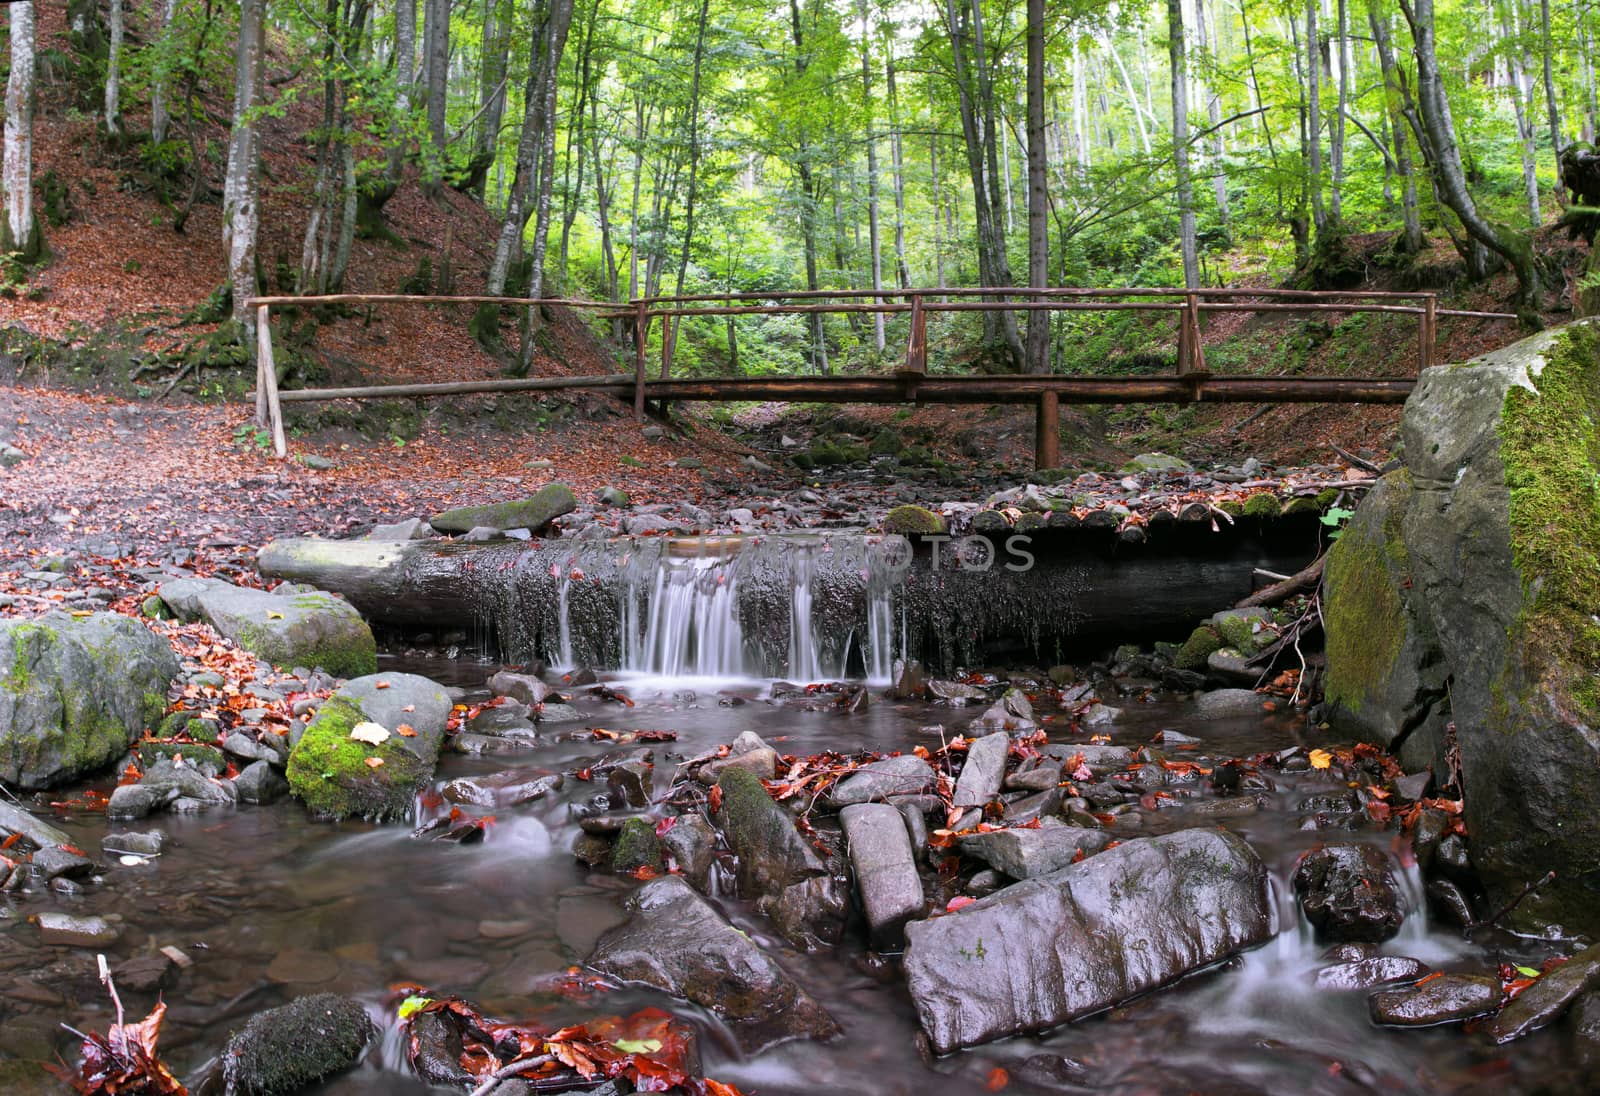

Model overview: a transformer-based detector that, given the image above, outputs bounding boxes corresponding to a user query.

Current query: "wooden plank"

[261,373,636,402]
[1035,390,1060,469]
[256,304,287,459]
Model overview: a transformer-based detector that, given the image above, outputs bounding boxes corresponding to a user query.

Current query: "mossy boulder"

[286,673,451,822]
[882,504,946,536]
[429,483,577,534]
[157,578,375,678]
[222,993,373,1095]
[0,612,178,789]
[1119,452,1193,474]
[612,816,664,873]
[1323,319,1600,932]
[1241,493,1283,518]
[136,739,226,773]
[1174,625,1223,671]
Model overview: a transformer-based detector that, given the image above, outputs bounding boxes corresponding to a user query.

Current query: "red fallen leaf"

[628,865,659,881]
[707,784,723,813]
[0,834,18,851]
[1072,848,1087,864]
[374,681,391,689]
[1415,971,1444,987]
[1364,799,1393,825]
[986,1066,1010,1091]
[654,817,677,837]
[946,895,977,912]
[59,1000,185,1095]
[574,767,594,782]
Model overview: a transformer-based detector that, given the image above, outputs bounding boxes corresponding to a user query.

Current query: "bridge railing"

[244,287,1516,466]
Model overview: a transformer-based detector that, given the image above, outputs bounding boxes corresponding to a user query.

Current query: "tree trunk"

[930,125,946,289]
[1194,0,1230,238]
[1400,0,1541,311]
[105,0,123,138]
[1331,0,1348,220]
[789,0,828,374]
[474,0,513,185]
[1368,3,1424,252]
[1025,0,1049,374]
[1579,0,1597,142]
[886,43,910,288]
[1170,0,1200,289]
[150,0,179,145]
[223,0,264,344]
[2,1,39,262]
[1500,0,1542,227]
[1306,0,1326,234]
[1539,0,1566,203]
[669,0,714,367]
[860,0,885,353]
[421,0,450,192]
[388,0,416,181]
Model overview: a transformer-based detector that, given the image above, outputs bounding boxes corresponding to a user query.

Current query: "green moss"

[1217,499,1245,518]
[223,993,374,1096]
[1214,615,1258,652]
[285,696,427,821]
[612,817,664,873]
[882,504,947,536]
[1175,625,1222,671]
[1322,474,1412,715]
[137,739,225,770]
[1241,493,1282,518]
[1283,495,1323,516]
[1315,488,1341,508]
[1497,323,1600,726]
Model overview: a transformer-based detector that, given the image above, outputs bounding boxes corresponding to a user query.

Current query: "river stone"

[107,783,179,819]
[1041,743,1134,776]
[1369,973,1500,1026]
[1313,955,1430,991]
[1193,688,1267,717]
[222,993,374,1095]
[158,579,375,679]
[0,612,178,789]
[612,817,663,873]
[236,760,290,804]
[587,875,841,1053]
[660,813,717,891]
[0,800,72,848]
[903,828,1272,1053]
[486,670,554,706]
[953,732,1009,807]
[718,767,823,894]
[36,912,119,948]
[365,518,425,542]
[1487,942,1600,1042]
[1120,452,1194,474]
[430,484,577,534]
[959,820,1112,879]
[1292,843,1406,942]
[841,803,925,943]
[1323,320,1600,932]
[828,754,936,806]
[285,673,452,822]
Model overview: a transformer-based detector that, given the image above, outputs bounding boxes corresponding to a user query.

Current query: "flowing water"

[0,657,1589,1095]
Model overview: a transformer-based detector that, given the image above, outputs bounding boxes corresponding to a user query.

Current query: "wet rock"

[429,484,577,534]
[443,770,561,808]
[828,755,936,806]
[36,912,119,947]
[903,828,1272,1053]
[960,819,1111,879]
[660,813,717,891]
[1313,956,1431,991]
[1425,879,1475,928]
[158,578,375,678]
[223,993,374,1095]
[0,801,72,848]
[841,803,925,943]
[103,831,164,858]
[587,876,840,1053]
[1002,787,1063,824]
[407,1009,473,1088]
[365,518,425,541]
[1041,743,1134,776]
[718,768,841,945]
[1190,796,1262,819]
[112,953,176,994]
[698,746,780,784]
[1206,648,1258,686]
[1004,759,1062,792]
[1194,689,1268,717]
[1293,843,1406,942]
[0,611,178,789]
[235,760,290,804]
[533,701,582,724]
[29,845,93,882]
[611,817,664,874]
[928,679,987,702]
[606,759,654,807]
[285,673,452,822]
[572,833,613,868]
[1487,943,1600,1043]
[139,758,238,809]
[1369,973,1500,1026]
[1571,990,1600,1062]
[107,783,178,819]
[486,670,555,706]
[952,732,1009,808]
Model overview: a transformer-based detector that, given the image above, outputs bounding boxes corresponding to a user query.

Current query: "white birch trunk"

[3,2,38,259]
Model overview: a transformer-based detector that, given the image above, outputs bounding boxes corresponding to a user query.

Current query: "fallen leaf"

[365,756,385,768]
[374,681,391,690]
[350,722,390,745]
[1309,748,1333,770]
[396,723,418,737]
[986,1066,1010,1091]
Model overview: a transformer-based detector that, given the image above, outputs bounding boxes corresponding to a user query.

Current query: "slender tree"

[224,0,266,344]
[105,0,124,138]
[1025,0,1050,372]
[2,1,40,262]
[1170,0,1200,288]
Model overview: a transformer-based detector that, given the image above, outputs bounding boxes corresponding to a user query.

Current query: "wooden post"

[256,304,287,459]
[254,305,269,428]
[1035,390,1060,470]
[904,294,927,374]
[1421,294,1437,370]
[633,301,648,422]
[1176,299,1193,375]
[1187,292,1208,373]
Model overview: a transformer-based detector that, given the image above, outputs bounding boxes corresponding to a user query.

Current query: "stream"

[1,655,1586,1095]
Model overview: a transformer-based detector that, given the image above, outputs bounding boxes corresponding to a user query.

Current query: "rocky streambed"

[3,635,1600,1095]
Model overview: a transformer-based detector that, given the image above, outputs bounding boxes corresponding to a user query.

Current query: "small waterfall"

[787,547,822,682]
[864,584,894,685]
[553,564,574,670]
[627,555,744,677]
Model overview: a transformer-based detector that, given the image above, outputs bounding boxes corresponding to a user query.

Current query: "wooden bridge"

[246,287,1515,469]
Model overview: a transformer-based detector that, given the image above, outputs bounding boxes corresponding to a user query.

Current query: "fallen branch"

[1329,443,1383,474]
[468,1052,556,1096]
[1237,553,1326,609]
[1465,871,1556,937]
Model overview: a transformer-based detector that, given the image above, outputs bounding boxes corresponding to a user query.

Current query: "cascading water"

[786,545,822,682]
[626,555,745,677]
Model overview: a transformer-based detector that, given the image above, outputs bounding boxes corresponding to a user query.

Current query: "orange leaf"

[396,723,418,737]
[986,1066,1010,1091]
[374,681,391,690]
[365,756,385,768]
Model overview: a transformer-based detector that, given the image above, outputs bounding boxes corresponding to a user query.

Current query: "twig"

[98,955,126,1036]
[159,359,198,400]
[1237,554,1326,609]
[1465,871,1556,936]
[468,1052,556,1096]
[1329,443,1383,474]
[1252,567,1292,582]
[1228,404,1275,435]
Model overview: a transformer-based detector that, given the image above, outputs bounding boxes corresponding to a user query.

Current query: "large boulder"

[429,483,577,534]
[1323,319,1600,932]
[587,876,840,1053]
[902,828,1271,1053]
[0,612,177,789]
[158,578,375,678]
[717,768,845,948]
[1292,843,1406,942]
[286,674,451,821]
